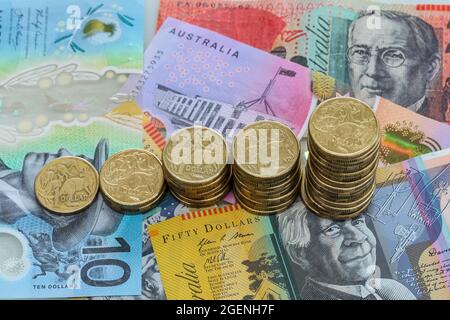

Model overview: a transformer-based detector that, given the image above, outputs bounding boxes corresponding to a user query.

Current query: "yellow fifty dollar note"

[148,204,292,300]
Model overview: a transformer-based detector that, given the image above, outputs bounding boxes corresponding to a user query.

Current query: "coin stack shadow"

[162,126,232,208]
[301,97,381,219]
[232,121,301,215]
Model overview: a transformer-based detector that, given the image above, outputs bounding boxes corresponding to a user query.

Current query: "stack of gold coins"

[162,126,231,207]
[232,121,301,215]
[301,97,381,219]
[100,149,166,213]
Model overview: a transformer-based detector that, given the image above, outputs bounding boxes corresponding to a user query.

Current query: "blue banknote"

[0,0,145,299]
[92,193,185,300]
[0,105,144,298]
[95,192,237,300]
[1,0,144,73]
[0,0,144,143]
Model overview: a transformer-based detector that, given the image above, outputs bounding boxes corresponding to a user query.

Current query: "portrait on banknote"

[275,199,416,300]
[157,1,450,123]
[346,10,443,121]
[146,141,450,301]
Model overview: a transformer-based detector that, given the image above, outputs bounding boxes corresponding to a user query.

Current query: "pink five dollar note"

[157,0,334,61]
[137,18,315,138]
[158,0,450,123]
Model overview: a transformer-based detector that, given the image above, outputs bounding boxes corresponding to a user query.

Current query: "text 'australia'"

[168,27,240,58]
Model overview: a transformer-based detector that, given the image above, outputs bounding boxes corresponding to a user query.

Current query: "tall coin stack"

[301,97,381,219]
[163,126,231,208]
[233,121,301,215]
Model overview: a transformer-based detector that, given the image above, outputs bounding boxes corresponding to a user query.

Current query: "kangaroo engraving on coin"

[309,97,379,157]
[233,120,299,178]
[100,149,165,211]
[34,157,99,215]
[163,127,228,184]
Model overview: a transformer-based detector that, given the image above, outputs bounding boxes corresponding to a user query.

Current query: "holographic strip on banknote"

[376,97,450,165]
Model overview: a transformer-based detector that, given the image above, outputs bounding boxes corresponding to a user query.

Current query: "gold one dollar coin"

[233,120,299,179]
[163,126,228,185]
[35,157,99,215]
[100,149,165,212]
[308,97,379,159]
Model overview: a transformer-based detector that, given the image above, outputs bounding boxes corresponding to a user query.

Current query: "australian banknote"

[157,0,450,123]
[0,99,144,298]
[157,0,332,60]
[93,192,237,300]
[0,0,144,145]
[134,17,315,140]
[0,0,146,299]
[91,193,185,300]
[149,149,450,300]
[375,97,450,165]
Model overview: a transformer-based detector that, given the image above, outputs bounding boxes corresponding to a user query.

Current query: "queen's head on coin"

[0,139,123,252]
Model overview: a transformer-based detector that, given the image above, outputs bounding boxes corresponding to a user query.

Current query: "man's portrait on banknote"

[277,200,416,300]
[0,139,123,253]
[347,10,443,121]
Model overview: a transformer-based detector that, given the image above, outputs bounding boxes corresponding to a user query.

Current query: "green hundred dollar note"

[158,0,450,122]
[150,149,450,300]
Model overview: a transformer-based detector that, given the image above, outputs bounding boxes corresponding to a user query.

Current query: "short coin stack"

[233,121,301,215]
[301,97,381,219]
[100,149,166,213]
[163,126,231,207]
